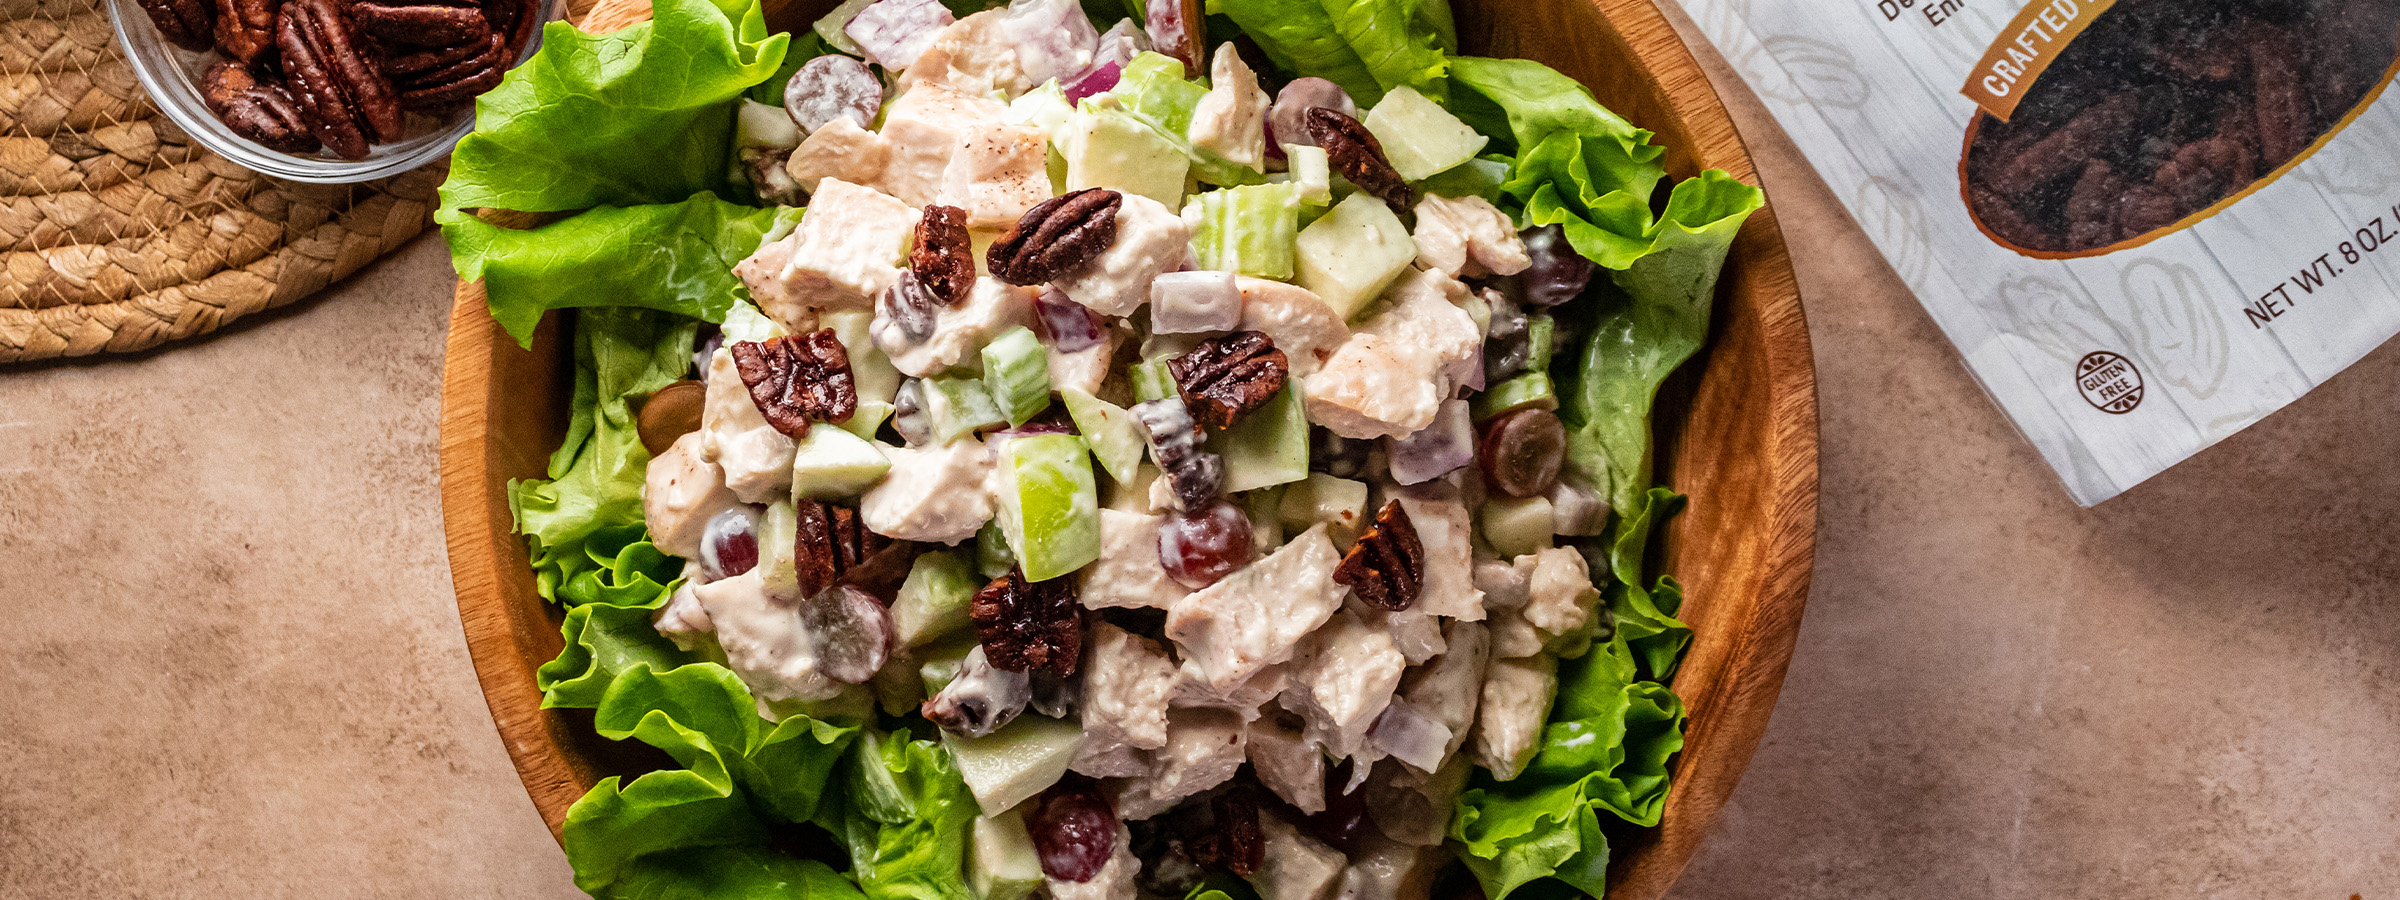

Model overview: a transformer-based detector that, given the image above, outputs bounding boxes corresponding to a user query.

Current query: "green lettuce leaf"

[441,0,789,214]
[538,592,691,709]
[446,194,801,346]
[1206,0,1450,105]
[603,846,865,900]
[813,728,980,900]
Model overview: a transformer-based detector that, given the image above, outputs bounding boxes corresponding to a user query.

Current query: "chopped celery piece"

[1284,144,1332,205]
[1473,372,1559,420]
[993,434,1102,582]
[976,520,1016,578]
[755,501,798,597]
[892,550,978,648]
[1006,80,1075,146]
[1277,473,1369,544]
[1113,52,1206,137]
[870,655,926,717]
[981,326,1053,426]
[719,300,785,343]
[927,374,1006,442]
[970,808,1046,900]
[1422,155,1512,201]
[1184,183,1301,280]
[1361,86,1488,181]
[790,426,892,499]
[1295,192,1417,320]
[811,0,875,56]
[1524,314,1557,372]
[839,400,893,441]
[944,716,1086,816]
[1061,388,1144,484]
[1131,359,1177,402]
[825,309,901,403]
[1217,384,1308,493]
[1064,98,1189,207]
[1480,495,1557,558]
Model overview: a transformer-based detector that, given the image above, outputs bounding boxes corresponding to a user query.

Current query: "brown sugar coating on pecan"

[385,31,505,110]
[792,500,897,599]
[986,188,1121,286]
[277,0,405,160]
[911,205,977,307]
[1333,500,1424,611]
[1168,331,1288,430]
[971,569,1082,676]
[200,61,320,154]
[481,0,538,52]
[139,0,217,52]
[1305,107,1412,213]
[352,0,490,47]
[729,330,858,439]
[211,0,278,64]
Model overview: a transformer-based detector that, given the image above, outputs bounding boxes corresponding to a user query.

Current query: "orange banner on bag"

[1961,0,2116,121]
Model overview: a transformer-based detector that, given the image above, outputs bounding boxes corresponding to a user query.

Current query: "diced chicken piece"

[875,276,1040,376]
[643,430,739,560]
[735,178,921,326]
[1165,525,1345,691]
[1484,606,1546,658]
[1046,821,1140,900]
[1047,321,1124,397]
[786,116,890,195]
[693,568,844,704]
[1079,509,1190,610]
[1346,599,1445,665]
[1104,463,1163,512]
[1248,815,1347,900]
[1400,621,1487,761]
[899,10,1031,97]
[653,579,714,651]
[701,348,796,504]
[1071,742,1148,778]
[880,81,1012,206]
[1471,655,1557,781]
[1300,270,1481,439]
[1412,194,1529,278]
[936,124,1053,228]
[1521,547,1601,638]
[1172,661,1287,718]
[1361,756,1470,847]
[1393,486,1483,621]
[1080,623,1179,753]
[1236,278,1348,377]
[1279,612,1406,760]
[1187,43,1267,173]
[1471,555,1535,609]
[1336,835,1446,900]
[1052,193,1191,316]
[858,440,996,544]
[1249,714,1327,813]
[1106,707,1248,820]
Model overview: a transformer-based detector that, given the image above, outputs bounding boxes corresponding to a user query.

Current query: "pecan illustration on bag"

[1963,0,2400,255]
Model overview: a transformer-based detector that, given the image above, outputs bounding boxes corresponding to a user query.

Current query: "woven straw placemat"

[1,0,441,363]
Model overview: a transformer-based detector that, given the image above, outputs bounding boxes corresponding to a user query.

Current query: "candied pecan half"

[352,0,489,46]
[384,30,504,110]
[911,205,976,307]
[139,0,216,52]
[482,0,537,52]
[971,569,1082,676]
[1189,784,1264,876]
[1334,500,1424,611]
[729,329,858,438]
[200,61,320,154]
[1305,107,1412,213]
[792,500,897,599]
[986,188,1121,286]
[211,0,278,64]
[1169,331,1288,430]
[277,0,404,159]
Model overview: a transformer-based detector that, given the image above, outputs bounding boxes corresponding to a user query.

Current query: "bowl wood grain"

[439,1,1818,895]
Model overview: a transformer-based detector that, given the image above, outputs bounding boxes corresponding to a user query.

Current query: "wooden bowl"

[439,0,1818,895]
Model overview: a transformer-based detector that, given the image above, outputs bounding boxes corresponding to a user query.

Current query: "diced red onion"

[1035,288,1107,351]
[845,0,953,68]
[1386,399,1475,485]
[1148,270,1241,333]
[1064,61,1122,106]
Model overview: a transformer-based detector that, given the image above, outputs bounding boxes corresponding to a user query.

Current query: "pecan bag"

[1679,0,2400,504]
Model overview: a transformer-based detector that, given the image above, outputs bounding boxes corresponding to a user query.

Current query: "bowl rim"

[437,0,1819,896]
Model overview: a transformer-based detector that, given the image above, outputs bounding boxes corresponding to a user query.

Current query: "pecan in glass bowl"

[105,0,554,182]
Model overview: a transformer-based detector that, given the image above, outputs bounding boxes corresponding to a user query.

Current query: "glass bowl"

[103,0,553,184]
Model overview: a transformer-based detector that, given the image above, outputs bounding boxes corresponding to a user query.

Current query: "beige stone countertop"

[3,21,2396,900]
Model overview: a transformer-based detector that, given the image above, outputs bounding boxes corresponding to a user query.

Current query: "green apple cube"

[994,434,1101,582]
[944,715,1087,816]
[790,425,891,499]
[1217,383,1308,493]
[976,520,1016,578]
[1184,183,1301,280]
[840,400,894,441]
[892,550,977,648]
[1278,472,1369,543]
[969,807,1046,900]
[1472,372,1558,420]
[754,501,799,597]
[1113,52,1207,137]
[1296,192,1417,320]
[1283,144,1333,205]
[1006,80,1075,146]
[927,374,1006,442]
[824,309,900,403]
[1064,99,1190,208]
[1361,85,1489,181]
[1480,495,1556,558]
[1061,388,1145,484]
[981,326,1053,427]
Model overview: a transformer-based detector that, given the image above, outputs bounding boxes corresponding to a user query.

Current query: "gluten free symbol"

[2076,351,2143,414]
